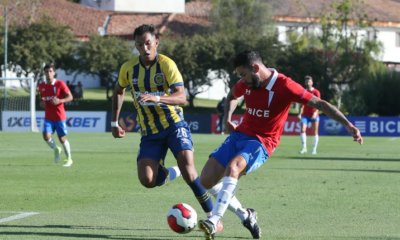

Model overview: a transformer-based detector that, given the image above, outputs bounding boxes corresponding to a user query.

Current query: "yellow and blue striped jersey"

[118,53,185,136]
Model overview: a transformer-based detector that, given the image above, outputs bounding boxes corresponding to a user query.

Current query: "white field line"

[0,212,39,223]
[388,138,397,141]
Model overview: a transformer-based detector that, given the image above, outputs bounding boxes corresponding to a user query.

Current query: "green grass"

[0,133,399,239]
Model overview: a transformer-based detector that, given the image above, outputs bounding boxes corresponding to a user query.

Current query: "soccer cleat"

[198,219,215,240]
[215,219,223,232]
[63,158,73,167]
[311,150,317,155]
[242,208,261,239]
[299,148,307,154]
[54,147,62,163]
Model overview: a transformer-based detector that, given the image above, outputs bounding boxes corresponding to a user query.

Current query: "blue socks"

[188,177,213,213]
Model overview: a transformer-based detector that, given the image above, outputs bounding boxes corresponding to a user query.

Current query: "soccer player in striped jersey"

[39,63,74,167]
[298,75,321,154]
[111,24,222,231]
[198,50,363,240]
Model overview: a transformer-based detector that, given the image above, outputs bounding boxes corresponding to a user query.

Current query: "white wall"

[81,0,185,13]
[56,70,101,88]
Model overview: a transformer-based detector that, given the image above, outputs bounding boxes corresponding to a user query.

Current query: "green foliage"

[342,69,400,116]
[74,34,136,101]
[276,48,332,101]
[317,0,383,108]
[159,34,215,108]
[209,0,274,36]
[6,15,76,82]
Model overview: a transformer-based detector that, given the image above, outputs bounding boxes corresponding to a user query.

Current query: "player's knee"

[200,177,214,189]
[139,176,156,188]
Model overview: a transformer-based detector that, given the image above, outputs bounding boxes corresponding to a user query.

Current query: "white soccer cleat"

[63,158,73,167]
[311,150,317,155]
[299,148,307,154]
[54,147,62,163]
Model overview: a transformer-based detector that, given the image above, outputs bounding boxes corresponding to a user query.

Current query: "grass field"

[0,132,399,240]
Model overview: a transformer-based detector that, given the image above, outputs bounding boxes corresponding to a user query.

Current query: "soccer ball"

[167,203,198,234]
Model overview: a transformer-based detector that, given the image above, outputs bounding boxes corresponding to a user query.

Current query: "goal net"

[0,77,39,132]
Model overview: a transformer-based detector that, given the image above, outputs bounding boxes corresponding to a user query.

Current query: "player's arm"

[136,85,186,105]
[307,96,363,144]
[111,83,126,138]
[223,89,239,134]
[50,91,73,105]
[298,104,304,121]
[311,90,321,120]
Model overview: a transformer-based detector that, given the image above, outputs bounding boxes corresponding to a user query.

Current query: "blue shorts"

[43,120,68,136]
[137,123,193,165]
[210,131,269,174]
[301,116,320,125]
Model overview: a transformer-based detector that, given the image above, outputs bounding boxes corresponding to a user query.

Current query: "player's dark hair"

[304,75,312,81]
[44,63,55,71]
[133,24,157,39]
[231,50,262,71]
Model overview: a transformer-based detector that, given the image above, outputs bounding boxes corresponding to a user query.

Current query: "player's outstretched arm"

[223,90,238,134]
[111,84,126,138]
[307,96,363,145]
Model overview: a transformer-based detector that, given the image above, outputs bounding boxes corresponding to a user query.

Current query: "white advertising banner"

[2,111,107,132]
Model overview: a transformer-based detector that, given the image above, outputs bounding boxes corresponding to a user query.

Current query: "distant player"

[111,24,222,232]
[197,50,363,240]
[39,63,73,167]
[298,75,321,154]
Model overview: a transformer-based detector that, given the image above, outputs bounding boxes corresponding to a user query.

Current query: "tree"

[74,34,136,101]
[7,15,76,84]
[299,0,384,109]
[207,0,278,100]
[159,34,215,108]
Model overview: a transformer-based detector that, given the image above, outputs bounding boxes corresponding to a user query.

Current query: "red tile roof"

[106,12,211,38]
[1,0,399,40]
[0,0,109,40]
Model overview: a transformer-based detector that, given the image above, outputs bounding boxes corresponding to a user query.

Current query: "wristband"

[111,121,119,127]
[155,96,160,103]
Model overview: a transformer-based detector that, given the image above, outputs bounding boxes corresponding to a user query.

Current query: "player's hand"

[346,125,363,145]
[112,126,125,138]
[225,121,237,134]
[50,97,61,105]
[40,100,46,108]
[137,94,157,103]
[297,114,302,122]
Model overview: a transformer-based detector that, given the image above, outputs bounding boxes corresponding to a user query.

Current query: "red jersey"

[39,79,70,121]
[233,70,314,156]
[302,88,320,117]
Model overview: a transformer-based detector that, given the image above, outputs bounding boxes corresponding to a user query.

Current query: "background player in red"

[298,76,321,154]
[39,63,74,167]
[197,50,363,240]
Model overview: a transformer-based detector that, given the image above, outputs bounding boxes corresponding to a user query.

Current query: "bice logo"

[247,108,269,117]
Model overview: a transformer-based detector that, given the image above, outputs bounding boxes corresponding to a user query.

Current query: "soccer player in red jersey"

[38,63,74,167]
[298,76,321,154]
[198,50,363,240]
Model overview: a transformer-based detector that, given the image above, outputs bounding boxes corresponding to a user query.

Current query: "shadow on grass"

[287,156,400,162]
[269,167,400,174]
[0,225,245,239]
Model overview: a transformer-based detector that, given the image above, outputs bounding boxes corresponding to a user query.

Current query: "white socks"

[207,181,248,221]
[312,135,319,152]
[46,138,58,150]
[209,177,238,225]
[300,132,307,149]
[62,140,71,159]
